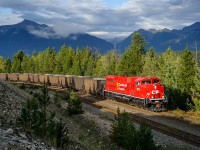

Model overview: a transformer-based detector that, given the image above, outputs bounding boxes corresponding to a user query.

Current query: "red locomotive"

[103,75,167,111]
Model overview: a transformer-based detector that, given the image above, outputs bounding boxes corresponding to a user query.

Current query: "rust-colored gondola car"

[66,75,75,89]
[0,73,8,80]
[58,75,66,87]
[28,73,34,83]
[39,74,49,84]
[18,73,29,82]
[8,73,19,81]
[48,75,59,86]
[33,74,39,83]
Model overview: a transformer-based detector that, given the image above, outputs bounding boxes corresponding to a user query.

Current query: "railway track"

[79,95,200,148]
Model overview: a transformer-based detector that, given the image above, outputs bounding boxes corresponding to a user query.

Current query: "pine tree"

[177,49,196,94]
[106,51,117,75]
[142,47,159,76]
[158,47,178,88]
[21,54,31,73]
[118,32,146,75]
[5,58,11,73]
[94,56,107,77]
[71,49,81,75]
[67,91,82,115]
[110,109,136,149]
[135,123,158,150]
[63,46,74,74]
[0,56,7,73]
[36,51,44,73]
[85,55,95,76]
[11,50,24,73]
[80,47,90,75]
[191,66,200,111]
[43,48,56,74]
[54,44,68,74]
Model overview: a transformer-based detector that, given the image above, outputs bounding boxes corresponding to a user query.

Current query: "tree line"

[0,32,200,111]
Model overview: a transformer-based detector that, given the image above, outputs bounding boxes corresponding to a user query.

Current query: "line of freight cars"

[0,73,167,111]
[0,73,105,95]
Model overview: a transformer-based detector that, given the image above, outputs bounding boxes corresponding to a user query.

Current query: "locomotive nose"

[151,90,160,99]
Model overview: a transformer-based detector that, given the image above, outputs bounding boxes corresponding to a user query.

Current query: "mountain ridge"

[117,22,200,52]
[0,19,114,57]
[0,20,200,57]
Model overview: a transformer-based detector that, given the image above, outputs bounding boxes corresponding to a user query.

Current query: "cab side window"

[153,79,159,84]
[141,80,151,84]
[136,81,140,86]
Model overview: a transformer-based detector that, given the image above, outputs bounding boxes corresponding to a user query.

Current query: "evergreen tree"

[36,51,44,73]
[80,47,92,76]
[17,85,69,148]
[177,49,196,94]
[28,57,35,73]
[135,123,158,150]
[110,109,158,150]
[0,56,7,73]
[119,32,146,75]
[85,55,95,76]
[142,47,159,76]
[67,91,82,115]
[191,66,200,111]
[106,51,117,75]
[5,58,11,73]
[63,46,74,74]
[43,48,56,73]
[11,56,21,73]
[11,50,24,73]
[94,56,107,77]
[37,83,51,135]
[158,48,178,88]
[21,54,31,73]
[54,44,68,74]
[71,49,81,75]
[110,108,136,148]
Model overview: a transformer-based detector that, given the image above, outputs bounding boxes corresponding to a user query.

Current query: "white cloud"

[0,0,199,39]
[52,21,86,37]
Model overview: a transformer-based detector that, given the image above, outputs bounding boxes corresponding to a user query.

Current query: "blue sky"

[0,0,199,39]
[102,0,128,8]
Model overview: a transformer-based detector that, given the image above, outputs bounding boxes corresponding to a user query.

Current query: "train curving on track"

[0,73,167,111]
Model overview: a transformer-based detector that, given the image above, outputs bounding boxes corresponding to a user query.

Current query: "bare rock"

[5,128,14,135]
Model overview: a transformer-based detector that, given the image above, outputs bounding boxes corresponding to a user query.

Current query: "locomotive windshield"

[141,80,151,84]
[153,79,160,84]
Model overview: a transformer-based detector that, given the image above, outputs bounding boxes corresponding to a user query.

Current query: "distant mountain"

[117,22,200,52]
[0,19,114,57]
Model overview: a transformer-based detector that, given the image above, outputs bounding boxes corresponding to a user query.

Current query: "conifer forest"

[0,32,200,112]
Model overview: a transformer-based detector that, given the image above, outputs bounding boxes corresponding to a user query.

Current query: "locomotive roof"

[106,75,160,82]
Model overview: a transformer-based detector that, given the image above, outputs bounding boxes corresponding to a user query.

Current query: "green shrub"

[17,83,69,148]
[110,108,159,150]
[192,98,200,111]
[135,123,159,150]
[67,91,83,115]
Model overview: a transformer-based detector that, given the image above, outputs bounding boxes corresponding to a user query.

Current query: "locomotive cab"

[135,77,167,111]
